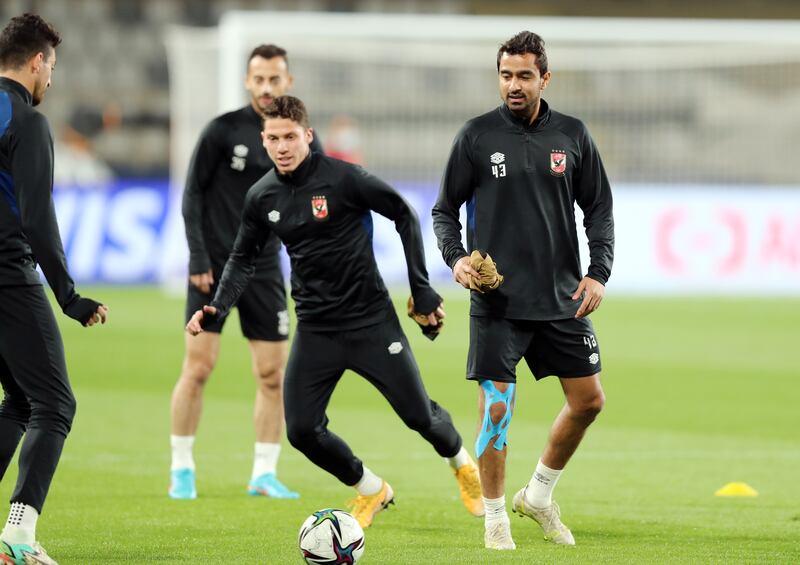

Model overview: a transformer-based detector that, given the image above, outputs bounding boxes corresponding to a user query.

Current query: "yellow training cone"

[714,482,758,497]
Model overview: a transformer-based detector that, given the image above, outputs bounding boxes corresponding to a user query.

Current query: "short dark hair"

[248,44,287,67]
[263,95,309,128]
[497,31,547,75]
[0,13,61,70]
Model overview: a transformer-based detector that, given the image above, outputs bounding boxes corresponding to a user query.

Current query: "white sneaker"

[484,519,516,550]
[1,540,59,564]
[25,542,60,565]
[512,487,575,545]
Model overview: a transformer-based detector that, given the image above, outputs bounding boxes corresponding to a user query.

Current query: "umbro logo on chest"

[489,152,506,178]
[230,144,249,171]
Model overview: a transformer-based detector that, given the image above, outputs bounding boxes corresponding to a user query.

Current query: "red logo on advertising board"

[550,151,566,176]
[311,195,328,220]
[655,207,746,276]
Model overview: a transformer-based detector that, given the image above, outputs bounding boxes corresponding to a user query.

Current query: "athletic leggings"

[0,285,76,513]
[284,310,461,486]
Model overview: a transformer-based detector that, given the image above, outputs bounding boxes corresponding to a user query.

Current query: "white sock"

[1,502,38,545]
[170,435,195,471]
[525,459,562,508]
[483,495,508,525]
[251,442,280,480]
[355,466,383,496]
[446,446,472,470]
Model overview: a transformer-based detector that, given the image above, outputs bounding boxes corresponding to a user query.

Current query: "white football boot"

[484,519,516,550]
[512,487,575,545]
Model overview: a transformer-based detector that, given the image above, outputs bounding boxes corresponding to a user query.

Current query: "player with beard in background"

[170,44,323,501]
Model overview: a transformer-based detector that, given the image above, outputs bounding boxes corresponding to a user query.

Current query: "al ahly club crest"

[550,150,566,176]
[311,195,329,220]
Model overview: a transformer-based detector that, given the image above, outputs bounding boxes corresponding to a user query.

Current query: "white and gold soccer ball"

[298,508,365,564]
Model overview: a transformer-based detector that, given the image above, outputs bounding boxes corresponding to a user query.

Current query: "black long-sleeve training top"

[182,104,324,278]
[433,100,614,320]
[0,77,83,311]
[210,151,441,331]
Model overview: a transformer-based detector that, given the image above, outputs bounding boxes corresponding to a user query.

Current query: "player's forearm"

[434,132,474,269]
[354,171,441,307]
[208,256,254,317]
[578,134,614,285]
[17,178,79,308]
[585,230,614,285]
[26,218,79,309]
[581,182,614,285]
[181,183,211,273]
[394,210,441,314]
[583,199,614,284]
[208,209,264,315]
[432,207,467,270]
[185,225,211,273]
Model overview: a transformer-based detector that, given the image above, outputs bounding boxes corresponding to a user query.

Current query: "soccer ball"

[298,508,365,564]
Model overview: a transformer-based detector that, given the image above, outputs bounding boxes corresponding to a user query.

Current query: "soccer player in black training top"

[433,31,614,550]
[0,13,107,565]
[186,96,484,528]
[171,45,322,501]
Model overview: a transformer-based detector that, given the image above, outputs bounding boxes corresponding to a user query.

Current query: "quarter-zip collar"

[500,98,551,131]
[277,149,316,185]
[0,77,33,106]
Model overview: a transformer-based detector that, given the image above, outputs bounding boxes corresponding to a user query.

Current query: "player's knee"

[402,410,433,433]
[590,391,606,416]
[255,363,283,392]
[286,427,303,449]
[428,400,454,427]
[574,391,605,422]
[285,414,321,446]
[55,395,77,435]
[0,395,31,426]
[286,421,317,450]
[182,356,215,386]
[63,393,77,424]
[489,400,509,425]
[26,391,76,436]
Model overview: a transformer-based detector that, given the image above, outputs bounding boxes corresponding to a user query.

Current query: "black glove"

[63,296,102,326]
[201,304,222,329]
[407,296,443,341]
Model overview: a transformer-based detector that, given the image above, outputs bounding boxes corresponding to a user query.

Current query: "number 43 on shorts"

[583,334,597,349]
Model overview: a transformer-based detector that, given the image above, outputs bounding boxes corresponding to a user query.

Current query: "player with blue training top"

[0,14,107,565]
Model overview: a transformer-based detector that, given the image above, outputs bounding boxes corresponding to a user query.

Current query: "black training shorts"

[467,316,601,382]
[185,272,288,342]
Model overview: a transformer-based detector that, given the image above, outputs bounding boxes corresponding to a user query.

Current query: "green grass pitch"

[2,288,798,564]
